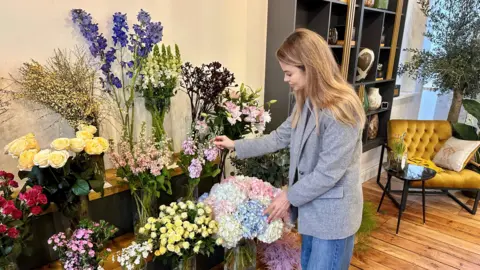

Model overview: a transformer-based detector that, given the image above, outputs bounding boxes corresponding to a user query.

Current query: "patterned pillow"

[432,137,480,172]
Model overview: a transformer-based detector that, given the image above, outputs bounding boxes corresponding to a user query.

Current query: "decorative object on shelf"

[358,85,370,113]
[380,26,386,45]
[335,26,356,45]
[328,28,338,45]
[381,101,389,109]
[48,220,117,270]
[388,133,408,172]
[394,84,401,97]
[376,63,384,80]
[368,114,379,139]
[356,48,375,81]
[367,87,382,110]
[365,0,375,7]
[374,0,389,9]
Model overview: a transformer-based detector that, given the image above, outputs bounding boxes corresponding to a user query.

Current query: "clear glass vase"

[1,262,19,270]
[175,256,196,270]
[224,239,256,270]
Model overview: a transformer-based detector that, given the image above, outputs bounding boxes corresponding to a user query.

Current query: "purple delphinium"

[71,9,107,58]
[188,158,203,179]
[182,138,197,155]
[112,12,129,47]
[129,10,163,58]
[137,9,151,24]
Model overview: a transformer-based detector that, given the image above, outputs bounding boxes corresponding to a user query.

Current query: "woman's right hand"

[214,136,235,150]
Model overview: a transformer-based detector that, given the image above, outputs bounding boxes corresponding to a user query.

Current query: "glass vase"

[0,262,19,270]
[224,239,256,270]
[388,151,407,172]
[132,189,158,234]
[175,256,196,270]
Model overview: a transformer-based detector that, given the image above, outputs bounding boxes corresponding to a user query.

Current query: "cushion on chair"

[432,137,480,172]
[388,120,452,160]
[410,168,480,189]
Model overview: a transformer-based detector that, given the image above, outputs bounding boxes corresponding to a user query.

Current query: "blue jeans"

[301,234,355,270]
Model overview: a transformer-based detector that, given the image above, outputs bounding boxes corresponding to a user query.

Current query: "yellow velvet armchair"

[376,119,480,214]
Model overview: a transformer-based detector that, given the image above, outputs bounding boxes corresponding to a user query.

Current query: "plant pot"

[388,151,407,172]
[224,239,256,270]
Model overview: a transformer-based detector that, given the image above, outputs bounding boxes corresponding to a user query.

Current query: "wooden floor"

[350,176,480,270]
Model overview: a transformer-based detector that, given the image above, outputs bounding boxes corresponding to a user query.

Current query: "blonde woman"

[214,28,366,269]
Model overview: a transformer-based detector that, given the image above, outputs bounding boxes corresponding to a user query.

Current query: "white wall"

[0,0,267,176]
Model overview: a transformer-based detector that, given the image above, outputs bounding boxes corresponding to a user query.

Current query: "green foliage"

[452,99,480,168]
[230,148,289,188]
[398,0,480,98]
[354,201,378,253]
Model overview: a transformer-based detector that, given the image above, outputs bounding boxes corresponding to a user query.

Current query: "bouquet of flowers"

[5,125,109,221]
[177,135,220,200]
[116,200,218,270]
[48,219,118,270]
[201,175,288,269]
[0,170,48,268]
[109,123,173,229]
[71,8,164,147]
[137,44,182,142]
[112,241,152,270]
[211,83,274,139]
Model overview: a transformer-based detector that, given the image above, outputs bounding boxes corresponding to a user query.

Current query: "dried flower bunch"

[12,48,105,128]
[181,62,236,124]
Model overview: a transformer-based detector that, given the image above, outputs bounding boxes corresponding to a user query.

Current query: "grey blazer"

[234,100,363,240]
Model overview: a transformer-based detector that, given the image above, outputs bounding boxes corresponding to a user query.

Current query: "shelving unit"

[263,0,409,152]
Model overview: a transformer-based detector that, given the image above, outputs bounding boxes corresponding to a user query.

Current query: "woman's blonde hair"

[276,28,366,129]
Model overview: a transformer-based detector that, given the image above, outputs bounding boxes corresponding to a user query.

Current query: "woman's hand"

[214,136,235,150]
[264,190,290,223]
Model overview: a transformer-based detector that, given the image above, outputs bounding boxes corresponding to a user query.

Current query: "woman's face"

[279,61,306,92]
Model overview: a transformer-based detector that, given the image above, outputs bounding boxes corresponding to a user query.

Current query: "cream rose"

[4,133,39,157]
[69,138,86,153]
[84,139,103,155]
[48,150,70,169]
[79,124,97,135]
[33,149,51,168]
[76,130,94,141]
[93,137,109,152]
[18,149,39,171]
[50,138,70,151]
[25,133,40,151]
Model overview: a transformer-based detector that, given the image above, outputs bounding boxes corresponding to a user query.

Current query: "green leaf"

[211,168,221,177]
[156,175,165,185]
[89,180,104,193]
[72,179,90,196]
[81,168,94,180]
[165,181,172,195]
[463,99,480,121]
[452,123,479,140]
[7,220,24,227]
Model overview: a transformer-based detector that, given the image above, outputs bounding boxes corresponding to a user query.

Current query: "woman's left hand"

[264,190,290,223]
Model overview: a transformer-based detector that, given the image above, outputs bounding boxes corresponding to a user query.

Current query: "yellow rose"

[193,246,200,254]
[174,245,181,255]
[69,138,85,153]
[48,150,70,169]
[187,225,194,232]
[78,124,97,135]
[160,227,167,234]
[159,246,167,255]
[167,244,175,252]
[76,130,94,140]
[93,137,109,152]
[207,229,213,234]
[84,139,103,155]
[208,220,217,229]
[197,209,205,216]
[161,238,167,246]
[51,138,70,151]
[160,205,166,211]
[148,217,156,223]
[182,242,190,249]
[4,133,39,157]
[183,231,189,238]
[18,149,39,171]
[205,206,212,214]
[33,149,51,168]
[174,220,183,227]
[174,234,181,242]
[154,250,161,257]
[201,231,209,238]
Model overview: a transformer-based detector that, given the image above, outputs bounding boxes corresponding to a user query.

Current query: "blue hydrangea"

[198,193,209,202]
[234,200,268,239]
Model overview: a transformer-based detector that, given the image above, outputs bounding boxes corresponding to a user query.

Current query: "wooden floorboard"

[353,176,480,270]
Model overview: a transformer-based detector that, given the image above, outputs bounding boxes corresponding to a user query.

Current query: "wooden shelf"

[364,6,397,14]
[329,44,356,48]
[380,46,391,49]
[354,79,396,86]
[366,107,389,116]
